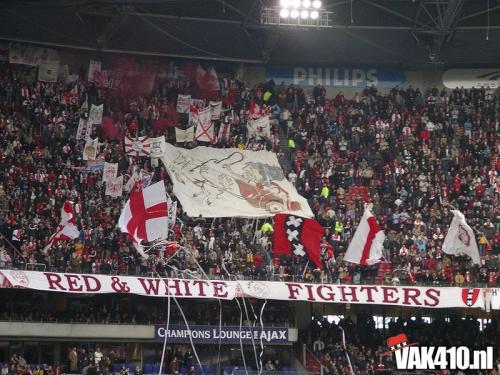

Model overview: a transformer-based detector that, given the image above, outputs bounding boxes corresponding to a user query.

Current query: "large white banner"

[161,143,313,218]
[442,69,500,89]
[0,270,486,309]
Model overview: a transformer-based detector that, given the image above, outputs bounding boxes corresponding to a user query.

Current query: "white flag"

[88,60,101,82]
[195,107,215,143]
[149,136,166,158]
[83,138,99,161]
[209,101,222,120]
[103,162,118,182]
[442,210,480,264]
[247,116,271,139]
[176,94,191,113]
[175,127,195,143]
[344,209,385,266]
[76,118,91,140]
[105,175,123,197]
[89,104,103,125]
[38,62,59,83]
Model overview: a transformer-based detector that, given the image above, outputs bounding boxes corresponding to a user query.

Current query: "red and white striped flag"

[344,208,385,265]
[44,201,80,253]
[118,181,169,258]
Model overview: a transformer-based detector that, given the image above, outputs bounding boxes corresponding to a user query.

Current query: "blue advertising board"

[155,324,289,344]
[266,65,405,89]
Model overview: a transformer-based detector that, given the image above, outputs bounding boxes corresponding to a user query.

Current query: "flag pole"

[302,261,310,278]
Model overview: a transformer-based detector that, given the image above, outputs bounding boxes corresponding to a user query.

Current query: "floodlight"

[280,8,290,17]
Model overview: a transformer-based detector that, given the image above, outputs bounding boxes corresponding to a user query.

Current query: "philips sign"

[155,325,289,344]
[266,65,405,88]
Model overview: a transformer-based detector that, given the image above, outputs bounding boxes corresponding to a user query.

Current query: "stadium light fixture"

[280,8,290,17]
[262,0,332,27]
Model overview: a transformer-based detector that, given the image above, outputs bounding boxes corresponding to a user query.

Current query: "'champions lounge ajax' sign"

[155,324,289,344]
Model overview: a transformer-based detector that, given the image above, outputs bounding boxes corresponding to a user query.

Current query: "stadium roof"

[1,0,500,66]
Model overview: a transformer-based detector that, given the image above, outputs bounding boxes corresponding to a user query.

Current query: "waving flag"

[273,214,324,269]
[442,210,480,264]
[44,201,80,253]
[344,208,385,265]
[124,135,151,157]
[118,181,169,258]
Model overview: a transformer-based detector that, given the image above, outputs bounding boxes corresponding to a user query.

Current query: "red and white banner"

[217,123,231,143]
[195,107,215,143]
[124,136,151,157]
[0,270,486,309]
[88,60,101,82]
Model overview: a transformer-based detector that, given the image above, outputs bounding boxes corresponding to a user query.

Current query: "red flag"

[273,214,324,269]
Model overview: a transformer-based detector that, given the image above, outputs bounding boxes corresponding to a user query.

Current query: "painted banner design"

[161,143,313,218]
[0,271,486,309]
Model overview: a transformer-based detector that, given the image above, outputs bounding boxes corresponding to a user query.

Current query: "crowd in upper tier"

[0,56,498,286]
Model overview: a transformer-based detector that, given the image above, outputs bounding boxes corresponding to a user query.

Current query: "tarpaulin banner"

[194,107,215,143]
[161,143,313,218]
[175,127,195,143]
[154,324,289,343]
[0,271,486,309]
[266,65,405,88]
[124,136,151,157]
[9,43,60,66]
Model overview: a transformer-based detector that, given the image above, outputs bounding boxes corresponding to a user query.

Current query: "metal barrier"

[25,262,46,271]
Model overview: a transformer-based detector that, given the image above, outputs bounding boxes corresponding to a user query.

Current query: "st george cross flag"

[273,214,324,269]
[442,210,480,264]
[344,209,385,266]
[124,135,151,157]
[195,107,215,143]
[44,201,80,253]
[118,181,169,258]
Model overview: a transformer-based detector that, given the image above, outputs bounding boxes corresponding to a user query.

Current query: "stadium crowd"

[0,57,498,287]
[310,314,500,374]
